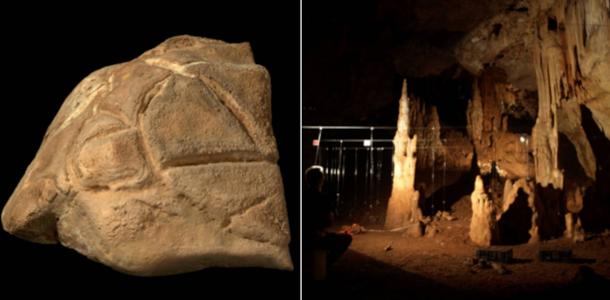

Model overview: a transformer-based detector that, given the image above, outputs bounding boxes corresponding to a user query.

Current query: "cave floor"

[306,197,610,299]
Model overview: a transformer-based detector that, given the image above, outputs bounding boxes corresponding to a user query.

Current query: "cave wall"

[456,0,610,244]
[467,68,535,180]
[408,96,473,203]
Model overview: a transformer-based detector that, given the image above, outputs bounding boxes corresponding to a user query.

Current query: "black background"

[0,2,300,298]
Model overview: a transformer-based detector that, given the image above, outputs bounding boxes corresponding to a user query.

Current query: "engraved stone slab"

[1,35,292,276]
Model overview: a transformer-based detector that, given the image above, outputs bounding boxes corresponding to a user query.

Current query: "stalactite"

[532,0,608,190]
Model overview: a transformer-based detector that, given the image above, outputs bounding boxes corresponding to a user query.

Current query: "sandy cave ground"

[307,196,610,299]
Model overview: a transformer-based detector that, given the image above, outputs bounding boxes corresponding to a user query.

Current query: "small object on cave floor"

[340,225,352,234]
[351,223,365,234]
[340,223,366,235]
[434,211,443,221]
[472,259,491,271]
[425,224,439,238]
[339,223,367,235]
[419,216,432,225]
[539,249,573,262]
[476,248,513,263]
[384,243,393,252]
[441,211,457,221]
[463,257,478,266]
[491,262,510,275]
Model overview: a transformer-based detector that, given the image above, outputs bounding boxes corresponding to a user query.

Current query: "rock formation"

[499,178,539,243]
[467,68,535,180]
[1,35,292,276]
[410,99,473,203]
[531,0,608,240]
[307,0,609,245]
[470,173,541,246]
[469,176,496,246]
[458,0,609,244]
[385,80,422,229]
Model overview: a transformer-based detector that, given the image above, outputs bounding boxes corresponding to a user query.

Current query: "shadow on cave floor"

[303,249,610,300]
[304,249,461,300]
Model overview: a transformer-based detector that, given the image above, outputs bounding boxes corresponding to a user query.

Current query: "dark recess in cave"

[498,190,533,245]
[536,185,566,240]
[580,105,610,232]
[507,3,529,12]
[492,23,503,37]
[405,66,473,132]
[506,115,536,133]
[548,16,558,31]
[558,133,589,184]
[423,152,479,215]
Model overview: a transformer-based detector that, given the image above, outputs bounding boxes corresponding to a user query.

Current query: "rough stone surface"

[469,176,497,246]
[564,212,585,242]
[532,0,609,190]
[467,69,535,180]
[454,3,537,91]
[385,80,422,229]
[1,35,292,276]
[410,99,473,200]
[458,0,609,245]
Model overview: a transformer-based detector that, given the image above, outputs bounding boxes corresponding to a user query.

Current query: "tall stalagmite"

[385,80,422,229]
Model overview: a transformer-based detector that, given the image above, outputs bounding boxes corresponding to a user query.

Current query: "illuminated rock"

[532,0,609,190]
[564,212,585,242]
[459,0,610,243]
[564,183,586,242]
[385,80,422,229]
[469,176,496,246]
[1,35,292,276]
[466,69,535,180]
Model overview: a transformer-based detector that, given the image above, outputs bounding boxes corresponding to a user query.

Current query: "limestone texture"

[1,35,292,276]
[469,176,497,246]
[385,80,422,229]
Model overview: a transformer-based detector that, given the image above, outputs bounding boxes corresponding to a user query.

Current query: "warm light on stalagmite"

[469,176,496,246]
[385,80,422,229]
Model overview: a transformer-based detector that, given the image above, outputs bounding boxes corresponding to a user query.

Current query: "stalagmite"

[469,176,496,246]
[385,80,422,229]
[564,212,585,242]
[459,0,609,245]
